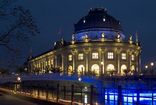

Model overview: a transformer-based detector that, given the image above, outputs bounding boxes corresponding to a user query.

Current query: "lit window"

[92,52,98,59]
[78,53,84,60]
[45,61,47,66]
[91,64,100,76]
[106,64,115,71]
[131,54,135,61]
[107,52,114,59]
[68,54,72,61]
[121,53,126,60]
[77,65,85,75]
[68,65,73,75]
[121,64,127,75]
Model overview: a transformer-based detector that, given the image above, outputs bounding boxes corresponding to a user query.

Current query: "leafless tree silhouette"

[0,0,39,70]
[0,0,39,52]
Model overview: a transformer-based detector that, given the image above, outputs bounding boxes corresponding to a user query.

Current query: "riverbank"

[0,88,63,105]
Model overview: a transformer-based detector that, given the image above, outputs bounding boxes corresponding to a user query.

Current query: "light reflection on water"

[16,88,156,105]
[104,90,156,105]
[4,84,156,105]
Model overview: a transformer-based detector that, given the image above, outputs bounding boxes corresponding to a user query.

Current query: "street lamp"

[17,76,21,82]
[150,62,154,66]
[150,62,154,76]
[145,65,148,69]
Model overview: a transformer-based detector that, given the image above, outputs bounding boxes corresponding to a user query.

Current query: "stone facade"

[28,8,141,76]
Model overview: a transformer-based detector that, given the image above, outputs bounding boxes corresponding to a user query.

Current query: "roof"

[74,8,122,33]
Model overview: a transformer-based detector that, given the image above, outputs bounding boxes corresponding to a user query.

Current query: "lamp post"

[144,65,148,75]
[150,62,154,76]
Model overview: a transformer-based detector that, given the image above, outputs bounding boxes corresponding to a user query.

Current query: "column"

[117,49,121,74]
[138,53,141,73]
[103,49,106,74]
[72,50,76,74]
[101,50,104,75]
[129,52,132,72]
[136,52,139,73]
[85,51,89,75]
[55,56,57,68]
[63,53,67,74]
[73,53,75,74]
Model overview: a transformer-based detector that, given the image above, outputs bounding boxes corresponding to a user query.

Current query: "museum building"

[28,8,141,76]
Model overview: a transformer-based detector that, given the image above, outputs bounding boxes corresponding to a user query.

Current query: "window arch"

[106,64,116,75]
[106,64,115,71]
[130,65,135,71]
[121,64,127,75]
[77,65,85,76]
[68,65,73,75]
[91,64,100,76]
[130,65,135,75]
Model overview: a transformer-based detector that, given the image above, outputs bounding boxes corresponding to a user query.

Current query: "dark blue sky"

[11,0,156,66]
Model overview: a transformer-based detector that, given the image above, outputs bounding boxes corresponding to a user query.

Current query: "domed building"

[28,8,141,76]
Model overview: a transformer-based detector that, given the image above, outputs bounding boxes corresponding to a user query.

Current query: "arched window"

[130,65,135,75]
[121,64,127,75]
[68,54,72,61]
[131,65,135,71]
[77,65,85,76]
[68,65,73,75]
[91,64,100,76]
[106,64,115,75]
[106,64,115,71]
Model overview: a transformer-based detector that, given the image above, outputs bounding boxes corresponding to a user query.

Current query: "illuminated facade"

[28,8,141,76]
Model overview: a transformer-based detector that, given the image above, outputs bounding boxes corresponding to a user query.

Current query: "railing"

[0,73,102,86]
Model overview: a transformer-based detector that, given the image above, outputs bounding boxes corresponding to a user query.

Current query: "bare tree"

[0,0,39,70]
[0,0,39,51]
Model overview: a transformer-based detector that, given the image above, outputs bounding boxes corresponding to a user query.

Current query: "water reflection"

[2,83,156,105]
[105,89,156,105]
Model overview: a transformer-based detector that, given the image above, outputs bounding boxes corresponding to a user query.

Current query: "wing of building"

[27,8,141,76]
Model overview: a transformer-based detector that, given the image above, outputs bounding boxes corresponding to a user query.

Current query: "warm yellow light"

[106,64,115,71]
[77,65,85,75]
[129,36,133,44]
[101,62,104,65]
[85,38,89,42]
[91,64,100,76]
[121,64,127,75]
[130,65,135,71]
[68,65,73,75]
[71,40,75,44]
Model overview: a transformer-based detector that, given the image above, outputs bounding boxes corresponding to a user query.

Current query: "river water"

[1,83,156,105]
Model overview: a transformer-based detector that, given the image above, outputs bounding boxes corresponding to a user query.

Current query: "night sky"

[1,0,156,68]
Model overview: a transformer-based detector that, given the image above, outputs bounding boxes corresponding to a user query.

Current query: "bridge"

[1,73,156,105]
[0,73,102,86]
